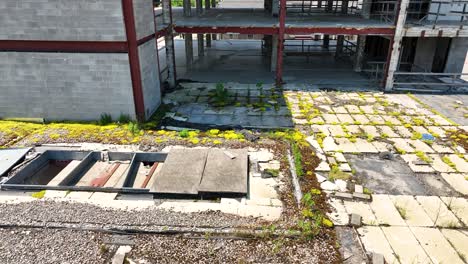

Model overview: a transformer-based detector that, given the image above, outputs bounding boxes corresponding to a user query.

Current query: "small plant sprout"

[395,204,408,220]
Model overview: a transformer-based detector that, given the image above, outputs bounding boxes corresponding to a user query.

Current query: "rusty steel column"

[122,0,146,121]
[384,0,410,91]
[163,0,177,88]
[276,0,286,86]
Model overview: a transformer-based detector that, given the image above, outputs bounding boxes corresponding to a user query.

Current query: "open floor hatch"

[1,149,248,198]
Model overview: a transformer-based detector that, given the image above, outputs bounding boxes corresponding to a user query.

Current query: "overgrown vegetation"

[99,113,113,126]
[209,83,231,107]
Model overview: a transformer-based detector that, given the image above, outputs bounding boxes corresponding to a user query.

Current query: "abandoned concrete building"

[1,0,468,121]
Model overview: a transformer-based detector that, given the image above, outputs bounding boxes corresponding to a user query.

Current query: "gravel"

[129,234,340,263]
[0,200,262,229]
[0,228,107,264]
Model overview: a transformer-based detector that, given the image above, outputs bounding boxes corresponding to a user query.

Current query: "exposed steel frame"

[0,40,128,53]
[122,0,146,122]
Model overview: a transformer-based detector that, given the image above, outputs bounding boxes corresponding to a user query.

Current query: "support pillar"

[326,0,333,12]
[272,0,279,16]
[211,0,216,7]
[205,0,210,9]
[323,35,330,49]
[206,33,211,47]
[197,33,204,57]
[162,0,177,88]
[196,0,203,15]
[384,0,410,91]
[335,35,344,58]
[354,35,366,72]
[271,35,278,72]
[361,0,371,19]
[276,0,286,86]
[185,34,193,68]
[341,0,348,14]
[183,0,192,16]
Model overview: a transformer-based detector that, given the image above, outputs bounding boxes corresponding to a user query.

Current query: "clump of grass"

[291,142,304,178]
[363,187,372,195]
[99,113,113,125]
[264,168,280,177]
[415,150,432,163]
[127,121,140,135]
[178,129,190,138]
[395,205,408,220]
[328,165,351,181]
[442,155,457,170]
[31,190,46,199]
[118,113,132,124]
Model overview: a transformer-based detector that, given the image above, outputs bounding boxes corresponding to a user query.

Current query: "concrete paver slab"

[440,173,468,195]
[381,226,431,264]
[379,126,400,138]
[357,227,400,264]
[394,126,413,138]
[370,195,406,226]
[151,149,208,194]
[199,149,248,194]
[401,154,435,173]
[343,201,377,225]
[411,227,464,264]
[440,197,468,226]
[448,154,468,173]
[389,195,434,227]
[322,114,340,124]
[429,154,456,173]
[66,191,93,200]
[416,196,462,227]
[440,229,468,261]
[328,198,349,226]
[336,114,355,123]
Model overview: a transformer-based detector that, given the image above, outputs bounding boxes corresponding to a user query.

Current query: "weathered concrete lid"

[0,148,31,176]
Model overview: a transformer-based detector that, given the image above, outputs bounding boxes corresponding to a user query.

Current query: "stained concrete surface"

[415,94,468,125]
[198,149,248,194]
[0,148,30,176]
[336,227,368,264]
[151,149,208,194]
[347,155,458,196]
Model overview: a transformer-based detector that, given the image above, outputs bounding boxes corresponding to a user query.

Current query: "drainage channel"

[1,149,249,199]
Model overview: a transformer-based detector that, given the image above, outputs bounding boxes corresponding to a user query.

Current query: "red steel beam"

[285,27,395,35]
[0,40,128,53]
[174,26,277,35]
[276,0,287,86]
[137,33,156,46]
[141,162,159,188]
[156,27,169,38]
[123,0,146,122]
[90,163,121,187]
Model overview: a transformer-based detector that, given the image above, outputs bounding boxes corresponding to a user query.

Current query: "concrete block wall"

[139,39,162,118]
[0,0,162,121]
[133,0,156,39]
[0,0,126,41]
[0,52,136,121]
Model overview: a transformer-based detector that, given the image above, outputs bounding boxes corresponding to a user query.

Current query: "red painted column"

[122,0,146,122]
[276,0,286,86]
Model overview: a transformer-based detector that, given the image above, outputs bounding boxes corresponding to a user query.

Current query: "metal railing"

[394,72,468,90]
[406,0,468,28]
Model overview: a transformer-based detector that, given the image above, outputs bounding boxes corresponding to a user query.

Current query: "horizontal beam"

[0,40,128,53]
[174,26,277,35]
[285,27,395,35]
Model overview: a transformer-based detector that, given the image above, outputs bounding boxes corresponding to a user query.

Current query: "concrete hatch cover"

[151,149,208,194]
[0,148,30,176]
[199,149,248,194]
